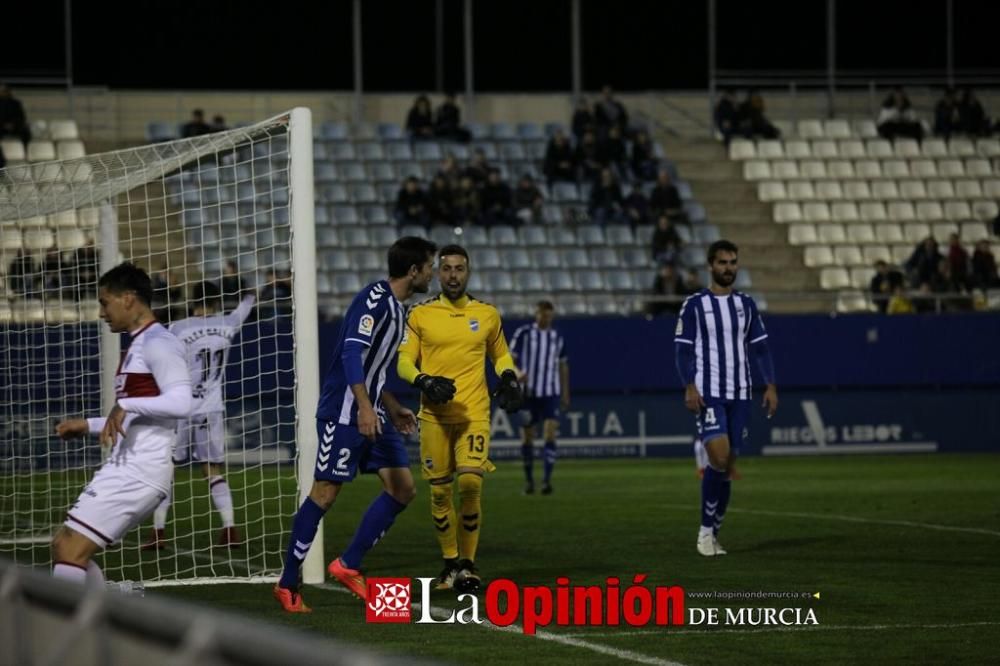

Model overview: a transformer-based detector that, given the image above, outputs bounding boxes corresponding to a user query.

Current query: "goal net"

[0,108,320,585]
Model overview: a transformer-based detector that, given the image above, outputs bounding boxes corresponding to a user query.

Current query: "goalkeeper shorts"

[419,419,495,481]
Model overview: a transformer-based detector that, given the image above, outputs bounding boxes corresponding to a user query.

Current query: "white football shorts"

[64,464,166,548]
[174,412,226,464]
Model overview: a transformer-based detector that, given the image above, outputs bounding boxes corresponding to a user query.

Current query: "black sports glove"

[414,374,457,404]
[491,369,523,412]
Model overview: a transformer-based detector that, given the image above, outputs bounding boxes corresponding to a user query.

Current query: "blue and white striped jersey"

[674,289,767,401]
[316,280,405,425]
[509,324,567,398]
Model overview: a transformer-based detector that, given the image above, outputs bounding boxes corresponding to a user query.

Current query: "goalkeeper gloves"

[491,369,523,411]
[414,374,457,404]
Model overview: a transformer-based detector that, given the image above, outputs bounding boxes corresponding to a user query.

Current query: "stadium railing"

[0,558,421,666]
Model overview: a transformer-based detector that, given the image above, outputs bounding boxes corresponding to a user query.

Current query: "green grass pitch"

[7,454,1000,664]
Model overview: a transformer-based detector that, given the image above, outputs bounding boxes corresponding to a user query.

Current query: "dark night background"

[3,0,1000,91]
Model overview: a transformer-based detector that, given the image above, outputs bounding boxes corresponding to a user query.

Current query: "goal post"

[0,108,320,586]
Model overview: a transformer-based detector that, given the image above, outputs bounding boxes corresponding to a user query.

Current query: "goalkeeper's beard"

[441,280,466,301]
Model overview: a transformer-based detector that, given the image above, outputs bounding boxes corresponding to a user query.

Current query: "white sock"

[86,561,105,585]
[153,488,171,530]
[53,562,87,584]
[209,476,235,528]
[698,526,714,539]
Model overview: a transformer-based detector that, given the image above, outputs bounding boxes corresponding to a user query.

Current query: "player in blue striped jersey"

[509,301,569,495]
[275,236,441,612]
[674,240,778,557]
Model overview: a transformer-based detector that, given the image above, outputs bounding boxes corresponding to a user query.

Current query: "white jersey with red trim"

[169,295,255,415]
[87,321,192,493]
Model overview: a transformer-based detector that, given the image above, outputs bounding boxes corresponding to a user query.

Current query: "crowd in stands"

[934,88,996,138]
[870,236,999,313]
[714,89,781,144]
[405,93,471,142]
[6,241,99,302]
[0,84,31,169]
[180,109,228,138]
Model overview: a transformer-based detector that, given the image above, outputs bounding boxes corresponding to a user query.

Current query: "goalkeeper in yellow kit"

[398,244,523,592]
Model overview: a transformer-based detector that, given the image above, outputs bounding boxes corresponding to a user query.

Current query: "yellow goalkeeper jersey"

[398,294,516,424]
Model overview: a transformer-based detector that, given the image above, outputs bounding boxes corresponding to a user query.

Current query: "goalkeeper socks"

[430,482,459,560]
[279,497,327,590]
[457,473,483,562]
[521,443,534,483]
[153,489,170,530]
[542,441,557,484]
[701,466,725,530]
[53,561,87,584]
[208,476,235,528]
[715,478,732,536]
[340,492,407,570]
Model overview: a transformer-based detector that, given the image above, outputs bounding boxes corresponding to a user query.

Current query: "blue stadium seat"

[532,249,562,269]
[314,162,338,183]
[352,250,382,271]
[574,271,607,291]
[552,183,579,203]
[320,250,351,270]
[491,123,517,141]
[313,143,328,160]
[461,226,489,246]
[525,142,547,160]
[331,205,359,225]
[334,273,362,293]
[317,227,340,247]
[446,144,470,160]
[369,162,396,182]
[415,142,444,160]
[387,143,414,161]
[484,270,515,292]
[362,205,391,225]
[474,248,502,269]
[621,247,652,267]
[577,225,606,246]
[340,162,367,182]
[605,225,635,246]
[431,226,459,247]
[515,272,544,291]
[467,273,485,293]
[488,225,519,246]
[328,142,357,161]
[561,248,589,268]
[342,227,372,247]
[378,183,399,203]
[353,123,378,140]
[674,224,692,244]
[606,272,636,291]
[502,248,532,270]
[675,180,693,201]
[542,205,563,225]
[684,202,707,224]
[680,245,705,267]
[321,122,350,140]
[396,162,423,180]
[322,184,350,204]
[378,123,405,140]
[517,123,544,140]
[544,271,575,292]
[471,142,498,161]
[501,143,526,160]
[351,184,378,204]
[562,294,589,315]
[146,122,174,142]
[693,225,720,244]
[358,142,386,161]
[589,248,620,268]
[735,272,753,289]
[370,226,397,248]
[468,123,490,140]
[548,227,577,246]
[518,226,547,246]
[316,272,333,295]
[587,295,622,316]
[313,206,330,225]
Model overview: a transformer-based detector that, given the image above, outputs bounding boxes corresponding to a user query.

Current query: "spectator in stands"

[543,130,576,186]
[452,175,481,226]
[437,154,462,189]
[594,86,628,138]
[406,94,435,141]
[651,214,682,265]
[463,149,491,185]
[0,83,31,146]
[630,130,659,182]
[971,240,1000,288]
[220,259,246,309]
[714,89,739,145]
[649,169,685,223]
[947,233,970,289]
[7,248,38,296]
[513,175,544,225]
[480,169,515,227]
[934,88,961,138]
[572,98,595,141]
[959,88,992,136]
[623,184,651,228]
[932,257,973,311]
[588,168,624,224]
[42,245,65,292]
[870,260,904,313]
[434,92,471,142]
[738,90,780,139]
[181,109,213,138]
[394,176,430,228]
[261,268,292,315]
[211,115,228,132]
[597,125,628,176]
[427,175,455,226]
[152,264,184,323]
[887,284,915,315]
[647,263,686,316]
[72,239,99,300]
[905,237,943,287]
[877,87,923,141]
[682,268,702,293]
[575,130,602,183]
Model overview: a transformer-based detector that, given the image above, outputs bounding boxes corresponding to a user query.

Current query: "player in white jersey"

[52,263,192,586]
[142,281,256,550]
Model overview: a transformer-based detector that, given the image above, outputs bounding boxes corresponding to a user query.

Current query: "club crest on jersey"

[359,314,375,335]
[469,318,480,332]
[424,457,434,470]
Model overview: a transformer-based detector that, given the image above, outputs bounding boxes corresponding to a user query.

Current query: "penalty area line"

[562,620,1000,639]
[314,583,686,666]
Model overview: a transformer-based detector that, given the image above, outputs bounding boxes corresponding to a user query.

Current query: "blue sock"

[279,497,327,590]
[543,441,557,484]
[521,443,534,483]
[340,492,407,570]
[715,479,732,536]
[701,467,724,529]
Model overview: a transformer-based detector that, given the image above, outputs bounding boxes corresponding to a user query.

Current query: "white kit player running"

[143,281,255,549]
[53,263,192,586]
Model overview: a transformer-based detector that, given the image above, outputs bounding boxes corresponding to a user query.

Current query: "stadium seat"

[771,119,794,138]
[848,267,871,290]
[976,138,1000,157]
[743,160,771,180]
[56,140,85,160]
[844,181,872,200]
[512,271,543,292]
[899,180,928,199]
[327,142,357,161]
[963,159,990,177]
[883,160,910,179]
[577,225,606,246]
[489,225,519,247]
[862,245,892,265]
[605,225,635,245]
[832,202,860,223]
[872,181,900,200]
[804,245,835,267]
[322,251,351,272]
[22,229,54,250]
[833,245,864,266]
[960,222,989,243]
[859,201,888,222]
[774,202,803,223]
[916,201,944,221]
[414,142,443,160]
[846,223,876,244]
[902,223,931,243]
[931,222,958,239]
[146,121,174,142]
[889,244,912,264]
[518,225,547,247]
[728,139,755,160]
[771,160,799,179]
[788,181,816,200]
[587,294,623,316]
[785,140,812,159]
[910,159,937,178]
[544,270,575,292]
[921,139,948,158]
[377,123,405,141]
[874,223,904,244]
[803,202,831,223]
[788,223,818,245]
[836,291,873,312]
[838,140,867,159]
[352,250,383,271]
[0,226,23,251]
[588,248,618,268]
[828,160,856,179]
[893,138,921,158]
[314,162,338,183]
[888,201,917,222]
[758,181,787,202]
[46,210,76,228]
[531,248,562,269]
[854,119,879,138]
[387,143,413,161]
[562,247,590,268]
[854,160,882,179]
[927,179,955,199]
[333,274,362,294]
[351,184,378,204]
[812,140,839,159]
[547,227,578,246]
[606,272,636,291]
[824,119,852,139]
[819,267,850,289]
[800,161,828,180]
[866,139,893,158]
[693,225,721,244]
[320,122,350,140]
[817,224,847,244]
[757,140,784,159]
[357,142,385,160]
[983,179,1000,198]
[340,162,367,182]
[941,156,968,177]
[817,181,844,200]
[27,141,56,162]
[797,120,824,139]
[55,228,86,251]
[1,138,25,162]
[552,182,580,202]
[504,248,533,270]
[684,202,707,224]
[973,201,999,220]
[949,138,976,157]
[574,270,607,291]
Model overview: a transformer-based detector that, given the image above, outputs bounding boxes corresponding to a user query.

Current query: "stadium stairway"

[659,136,822,312]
